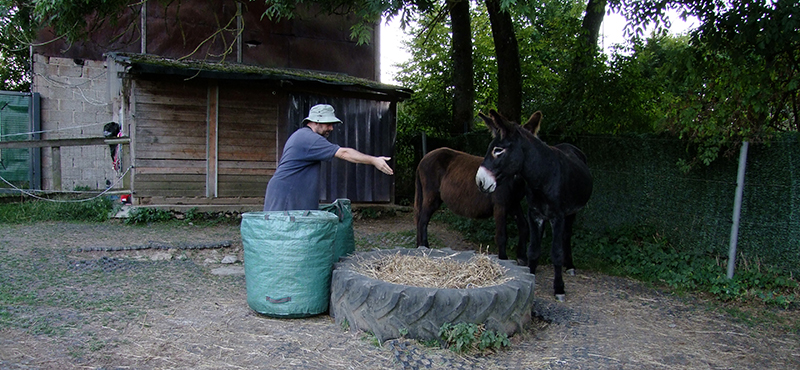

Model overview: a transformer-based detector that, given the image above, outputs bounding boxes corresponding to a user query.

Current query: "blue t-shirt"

[263,126,340,211]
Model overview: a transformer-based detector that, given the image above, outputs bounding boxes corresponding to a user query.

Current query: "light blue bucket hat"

[303,104,343,124]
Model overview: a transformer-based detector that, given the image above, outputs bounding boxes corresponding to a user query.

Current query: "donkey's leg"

[563,214,577,276]
[415,196,442,248]
[526,211,545,274]
[509,202,529,265]
[493,205,509,260]
[550,217,567,301]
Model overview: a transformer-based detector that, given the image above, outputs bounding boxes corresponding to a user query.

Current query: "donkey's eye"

[492,147,505,158]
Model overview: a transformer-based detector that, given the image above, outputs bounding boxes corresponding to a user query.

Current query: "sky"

[379,9,698,84]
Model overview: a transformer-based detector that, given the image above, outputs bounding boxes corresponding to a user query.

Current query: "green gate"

[0,92,40,192]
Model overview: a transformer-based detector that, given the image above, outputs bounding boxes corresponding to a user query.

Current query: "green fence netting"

[0,93,33,189]
[574,133,800,276]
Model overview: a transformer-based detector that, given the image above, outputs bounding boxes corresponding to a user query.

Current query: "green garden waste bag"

[320,198,355,262]
[241,210,339,318]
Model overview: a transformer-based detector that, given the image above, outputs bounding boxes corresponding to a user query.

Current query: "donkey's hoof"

[516,258,528,267]
[555,294,566,302]
[566,268,576,276]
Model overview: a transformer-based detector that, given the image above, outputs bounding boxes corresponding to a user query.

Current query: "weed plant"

[123,207,174,225]
[0,197,239,226]
[438,322,510,354]
[122,207,239,226]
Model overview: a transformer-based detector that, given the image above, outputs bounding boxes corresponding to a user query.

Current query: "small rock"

[203,258,218,264]
[221,255,238,264]
[150,252,173,261]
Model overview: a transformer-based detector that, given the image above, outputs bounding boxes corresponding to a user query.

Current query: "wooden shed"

[29,0,411,211]
[107,53,410,210]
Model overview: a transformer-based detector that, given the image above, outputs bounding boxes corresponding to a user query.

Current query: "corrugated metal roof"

[106,52,412,101]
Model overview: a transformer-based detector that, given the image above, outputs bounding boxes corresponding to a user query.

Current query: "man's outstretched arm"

[335,147,394,175]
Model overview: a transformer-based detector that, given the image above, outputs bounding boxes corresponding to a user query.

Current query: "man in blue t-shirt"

[263,104,394,211]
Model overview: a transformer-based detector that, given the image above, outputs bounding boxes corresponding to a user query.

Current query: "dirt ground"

[0,210,799,369]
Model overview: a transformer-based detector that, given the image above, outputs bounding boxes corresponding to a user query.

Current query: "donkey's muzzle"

[475,166,497,193]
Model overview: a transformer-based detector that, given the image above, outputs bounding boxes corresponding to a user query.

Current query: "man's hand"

[373,156,394,175]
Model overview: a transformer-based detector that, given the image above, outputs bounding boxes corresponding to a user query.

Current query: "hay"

[353,251,511,289]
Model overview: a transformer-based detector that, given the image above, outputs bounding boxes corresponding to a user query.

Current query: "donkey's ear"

[478,112,491,125]
[489,109,504,123]
[523,111,542,137]
[479,111,500,138]
[489,110,514,138]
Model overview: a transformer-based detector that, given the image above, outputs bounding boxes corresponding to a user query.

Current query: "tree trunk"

[570,0,607,75]
[448,0,474,134]
[581,0,607,53]
[571,0,607,75]
[559,0,607,133]
[485,0,521,124]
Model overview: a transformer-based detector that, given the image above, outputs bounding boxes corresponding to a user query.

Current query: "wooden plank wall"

[217,83,278,197]
[134,79,208,197]
[132,78,278,202]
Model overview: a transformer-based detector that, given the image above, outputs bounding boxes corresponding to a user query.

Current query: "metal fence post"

[727,141,749,279]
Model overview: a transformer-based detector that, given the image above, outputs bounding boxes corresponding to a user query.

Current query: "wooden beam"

[207,83,219,198]
[51,147,61,191]
[0,137,130,149]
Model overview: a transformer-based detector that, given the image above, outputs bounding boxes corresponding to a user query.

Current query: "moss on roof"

[107,52,411,100]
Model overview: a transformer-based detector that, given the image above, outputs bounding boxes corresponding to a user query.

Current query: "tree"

[612,0,799,166]
[261,0,436,44]
[0,0,32,91]
[395,0,587,136]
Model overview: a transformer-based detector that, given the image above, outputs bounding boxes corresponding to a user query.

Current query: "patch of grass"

[67,332,108,360]
[0,244,224,340]
[0,197,114,223]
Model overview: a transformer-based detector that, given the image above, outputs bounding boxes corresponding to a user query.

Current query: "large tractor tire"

[329,248,535,342]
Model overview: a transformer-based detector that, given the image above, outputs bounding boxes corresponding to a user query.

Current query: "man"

[263,104,394,211]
